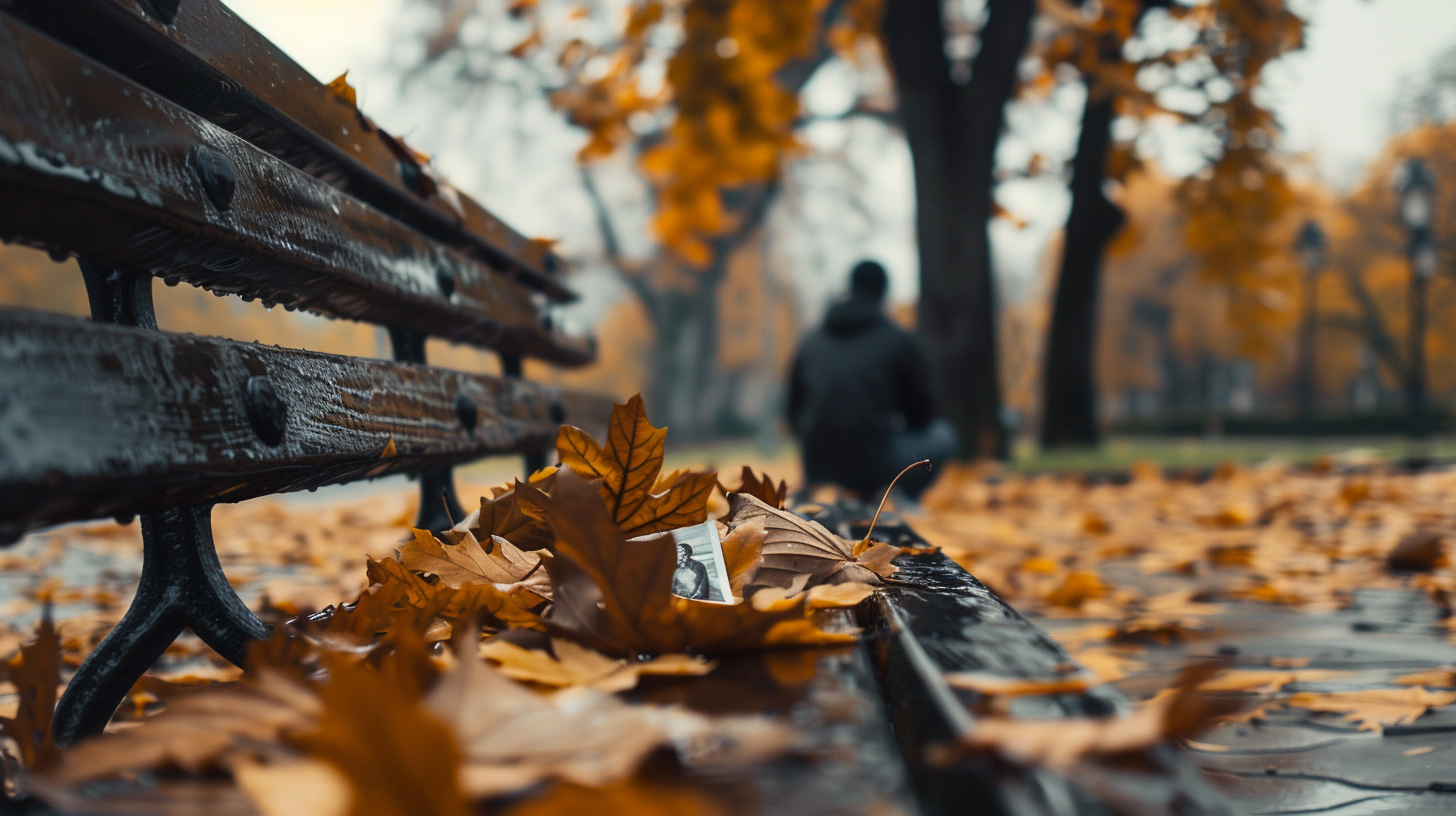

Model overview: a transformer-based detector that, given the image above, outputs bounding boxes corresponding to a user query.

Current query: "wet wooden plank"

[0,309,612,541]
[0,0,575,302]
[0,13,592,365]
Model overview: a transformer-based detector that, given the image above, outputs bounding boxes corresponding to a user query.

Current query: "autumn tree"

[411,0,881,439]
[880,0,1036,461]
[1034,0,1306,447]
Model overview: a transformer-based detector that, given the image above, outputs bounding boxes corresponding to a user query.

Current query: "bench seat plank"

[0,13,591,365]
[0,308,611,541]
[0,0,575,302]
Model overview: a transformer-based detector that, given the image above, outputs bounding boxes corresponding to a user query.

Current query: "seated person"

[786,260,956,501]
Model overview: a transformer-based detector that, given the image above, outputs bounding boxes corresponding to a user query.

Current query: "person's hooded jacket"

[786,295,935,495]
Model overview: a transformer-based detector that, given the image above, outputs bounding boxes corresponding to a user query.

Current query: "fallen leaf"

[718,517,766,598]
[47,670,320,784]
[542,470,857,656]
[502,776,725,816]
[1197,669,1351,694]
[458,474,558,552]
[479,637,714,691]
[235,759,352,816]
[1283,687,1456,731]
[325,72,358,108]
[0,614,61,771]
[293,648,471,816]
[400,527,545,594]
[426,629,792,799]
[724,467,789,509]
[1389,530,1445,572]
[325,557,542,643]
[722,493,896,590]
[1397,668,1456,687]
[1404,746,1436,756]
[935,664,1239,770]
[556,395,717,538]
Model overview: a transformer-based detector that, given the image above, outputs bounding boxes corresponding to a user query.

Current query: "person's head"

[849,260,888,303]
[676,542,692,565]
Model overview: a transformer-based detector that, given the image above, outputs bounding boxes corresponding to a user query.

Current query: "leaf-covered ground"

[5,428,1456,813]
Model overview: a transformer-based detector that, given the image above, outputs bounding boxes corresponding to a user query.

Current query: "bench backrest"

[0,0,611,542]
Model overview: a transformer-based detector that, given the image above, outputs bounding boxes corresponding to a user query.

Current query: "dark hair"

[850,260,888,301]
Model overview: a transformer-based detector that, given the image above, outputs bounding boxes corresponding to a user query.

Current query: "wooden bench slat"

[0,0,576,303]
[0,308,612,541]
[0,13,592,365]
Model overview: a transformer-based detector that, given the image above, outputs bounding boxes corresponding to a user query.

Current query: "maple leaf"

[0,613,61,771]
[293,647,472,816]
[400,527,549,602]
[479,637,713,692]
[722,493,898,591]
[426,629,793,799]
[556,395,717,538]
[722,466,789,509]
[541,470,857,656]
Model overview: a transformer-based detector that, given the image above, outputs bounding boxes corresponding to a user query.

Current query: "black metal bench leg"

[501,353,552,476]
[52,506,269,744]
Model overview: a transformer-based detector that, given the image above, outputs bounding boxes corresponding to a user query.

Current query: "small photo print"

[666,521,734,604]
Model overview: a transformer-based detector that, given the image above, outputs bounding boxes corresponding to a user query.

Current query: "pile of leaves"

[913,457,1456,735]
[0,396,914,815]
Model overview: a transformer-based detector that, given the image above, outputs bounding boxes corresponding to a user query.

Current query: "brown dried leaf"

[47,670,320,784]
[325,557,542,643]
[427,630,791,799]
[479,637,713,691]
[556,395,717,537]
[723,493,894,590]
[325,72,357,108]
[724,466,789,509]
[719,517,766,598]
[461,473,558,551]
[936,664,1238,770]
[1283,687,1456,731]
[293,648,471,816]
[0,614,61,771]
[542,470,857,656]
[400,527,543,589]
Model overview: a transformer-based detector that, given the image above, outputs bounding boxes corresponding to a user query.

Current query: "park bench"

[0,0,614,745]
[0,2,1232,813]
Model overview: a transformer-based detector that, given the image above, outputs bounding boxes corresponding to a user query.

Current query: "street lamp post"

[1395,158,1437,440]
[1294,221,1327,437]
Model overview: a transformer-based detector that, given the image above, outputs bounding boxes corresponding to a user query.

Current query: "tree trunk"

[883,0,1034,461]
[1039,91,1125,448]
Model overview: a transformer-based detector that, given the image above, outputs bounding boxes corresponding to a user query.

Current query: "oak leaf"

[479,637,713,692]
[722,493,898,590]
[0,614,61,771]
[325,557,542,643]
[542,470,857,656]
[400,528,549,601]
[722,466,789,509]
[556,395,717,538]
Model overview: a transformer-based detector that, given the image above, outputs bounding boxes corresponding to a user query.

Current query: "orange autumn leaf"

[719,516,766,598]
[400,527,545,596]
[0,613,61,771]
[723,466,789,509]
[722,493,898,590]
[325,71,358,108]
[293,649,471,816]
[478,637,713,692]
[325,557,542,643]
[556,395,717,538]
[542,470,857,656]
[459,473,558,552]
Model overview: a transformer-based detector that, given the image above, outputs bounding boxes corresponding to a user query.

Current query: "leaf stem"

[860,460,931,551]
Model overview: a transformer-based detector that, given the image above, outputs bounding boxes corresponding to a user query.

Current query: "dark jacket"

[786,295,935,495]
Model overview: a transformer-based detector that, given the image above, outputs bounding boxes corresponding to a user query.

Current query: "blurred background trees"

[3,0,1456,462]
